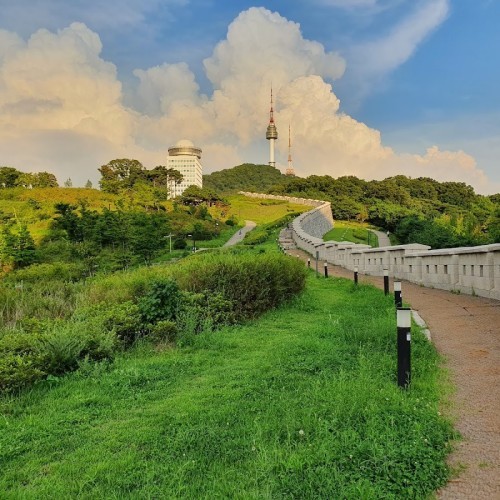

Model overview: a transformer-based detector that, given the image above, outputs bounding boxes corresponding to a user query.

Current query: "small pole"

[397,307,412,388]
[324,262,328,278]
[394,281,402,308]
[354,266,358,285]
[315,250,319,276]
[383,269,390,295]
[307,258,311,269]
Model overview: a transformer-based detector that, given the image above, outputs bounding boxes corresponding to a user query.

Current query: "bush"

[172,251,306,320]
[138,279,182,324]
[148,320,177,343]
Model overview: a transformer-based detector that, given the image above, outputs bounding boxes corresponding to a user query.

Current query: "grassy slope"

[0,274,454,498]
[323,221,379,247]
[226,195,307,225]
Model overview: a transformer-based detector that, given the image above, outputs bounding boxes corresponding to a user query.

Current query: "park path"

[223,220,256,247]
[371,229,391,247]
[280,229,500,499]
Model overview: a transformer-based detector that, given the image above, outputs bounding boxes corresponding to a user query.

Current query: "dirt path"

[282,232,500,499]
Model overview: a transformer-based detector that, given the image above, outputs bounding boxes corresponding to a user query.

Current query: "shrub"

[0,353,46,392]
[138,279,182,324]
[148,320,177,343]
[172,252,306,320]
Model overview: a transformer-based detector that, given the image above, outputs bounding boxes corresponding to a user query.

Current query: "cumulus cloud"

[0,7,495,194]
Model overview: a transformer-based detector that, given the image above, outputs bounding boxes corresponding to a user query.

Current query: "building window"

[426,265,429,273]
[463,265,466,275]
[409,265,412,273]
[434,265,438,273]
[471,265,475,276]
[444,265,448,274]
[480,265,484,277]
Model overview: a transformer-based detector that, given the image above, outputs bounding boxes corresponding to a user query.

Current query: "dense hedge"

[172,251,306,320]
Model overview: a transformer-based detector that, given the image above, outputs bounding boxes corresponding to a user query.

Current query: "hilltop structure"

[167,139,203,197]
[285,124,295,176]
[265,88,278,167]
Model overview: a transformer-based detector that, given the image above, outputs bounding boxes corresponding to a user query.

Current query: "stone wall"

[243,192,500,301]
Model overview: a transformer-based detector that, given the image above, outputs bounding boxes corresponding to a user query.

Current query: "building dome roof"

[168,139,202,159]
[176,139,194,148]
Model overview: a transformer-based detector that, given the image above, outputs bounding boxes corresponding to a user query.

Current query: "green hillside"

[203,163,287,193]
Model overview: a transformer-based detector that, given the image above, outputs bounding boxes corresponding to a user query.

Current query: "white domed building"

[167,139,203,198]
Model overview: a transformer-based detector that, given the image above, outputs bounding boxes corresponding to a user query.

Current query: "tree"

[1,223,37,268]
[0,167,22,187]
[98,159,146,193]
[64,178,73,187]
[34,172,58,188]
[85,179,93,189]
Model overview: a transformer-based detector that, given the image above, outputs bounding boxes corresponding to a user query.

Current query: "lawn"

[0,273,454,498]
[323,220,379,247]
[226,194,310,225]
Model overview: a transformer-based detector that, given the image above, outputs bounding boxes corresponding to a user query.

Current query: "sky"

[0,0,498,194]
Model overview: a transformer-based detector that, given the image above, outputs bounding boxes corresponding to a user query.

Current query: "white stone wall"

[241,192,500,300]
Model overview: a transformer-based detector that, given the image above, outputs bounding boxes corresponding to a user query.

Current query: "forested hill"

[203,164,287,193]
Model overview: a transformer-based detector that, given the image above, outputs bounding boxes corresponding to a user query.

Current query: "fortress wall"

[240,192,500,300]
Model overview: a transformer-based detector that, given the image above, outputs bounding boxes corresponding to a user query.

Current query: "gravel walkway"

[281,230,500,499]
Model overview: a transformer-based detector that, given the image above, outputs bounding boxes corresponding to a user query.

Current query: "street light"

[165,233,174,253]
[187,234,196,252]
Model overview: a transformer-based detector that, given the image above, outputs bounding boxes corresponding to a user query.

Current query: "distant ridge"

[203,163,287,194]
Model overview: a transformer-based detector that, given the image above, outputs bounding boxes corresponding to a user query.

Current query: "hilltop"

[203,163,287,193]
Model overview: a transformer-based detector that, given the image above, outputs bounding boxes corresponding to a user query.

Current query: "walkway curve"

[281,230,500,499]
[223,220,256,247]
[371,229,391,247]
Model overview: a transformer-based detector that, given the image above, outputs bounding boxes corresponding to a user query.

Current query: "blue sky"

[0,0,498,192]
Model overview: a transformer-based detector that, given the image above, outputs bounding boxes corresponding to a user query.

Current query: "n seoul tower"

[266,87,278,167]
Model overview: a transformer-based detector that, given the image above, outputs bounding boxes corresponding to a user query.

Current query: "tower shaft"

[266,87,278,167]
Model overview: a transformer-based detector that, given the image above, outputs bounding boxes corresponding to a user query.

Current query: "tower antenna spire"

[285,124,295,176]
[266,86,278,167]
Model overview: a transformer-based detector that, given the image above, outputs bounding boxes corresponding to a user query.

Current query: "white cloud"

[0,7,496,194]
[344,0,450,101]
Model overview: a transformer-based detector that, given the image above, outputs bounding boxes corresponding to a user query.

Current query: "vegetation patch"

[0,247,305,393]
[0,275,455,497]
[323,221,379,247]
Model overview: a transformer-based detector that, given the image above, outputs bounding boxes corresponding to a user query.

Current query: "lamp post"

[165,233,174,253]
[187,234,196,252]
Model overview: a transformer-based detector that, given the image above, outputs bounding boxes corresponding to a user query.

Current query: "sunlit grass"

[0,274,454,498]
[226,194,310,224]
[324,220,379,247]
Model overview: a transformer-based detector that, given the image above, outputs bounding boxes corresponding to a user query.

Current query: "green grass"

[227,194,310,225]
[324,221,379,247]
[0,273,454,498]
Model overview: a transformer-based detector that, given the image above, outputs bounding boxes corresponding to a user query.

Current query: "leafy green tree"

[85,179,93,189]
[0,167,22,187]
[64,178,73,187]
[99,159,146,193]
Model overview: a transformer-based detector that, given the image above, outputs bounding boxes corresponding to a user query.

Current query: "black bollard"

[354,266,359,285]
[394,281,402,308]
[397,307,411,388]
[307,258,311,269]
[383,269,390,296]
[324,262,328,278]
[315,251,319,276]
